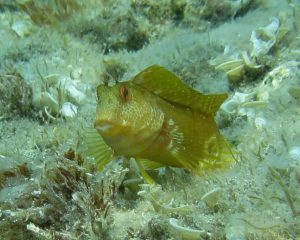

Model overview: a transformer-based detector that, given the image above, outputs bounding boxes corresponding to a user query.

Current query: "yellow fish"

[86,65,235,181]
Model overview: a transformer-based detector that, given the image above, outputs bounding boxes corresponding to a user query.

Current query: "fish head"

[94,82,164,153]
[94,84,122,136]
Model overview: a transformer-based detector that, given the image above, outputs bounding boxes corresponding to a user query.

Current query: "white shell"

[254,117,267,130]
[289,147,300,162]
[70,67,83,80]
[201,188,221,208]
[58,77,86,104]
[250,18,280,57]
[66,84,86,104]
[32,72,86,120]
[168,218,205,240]
[215,51,261,83]
[11,20,33,38]
[220,92,253,115]
[60,102,78,118]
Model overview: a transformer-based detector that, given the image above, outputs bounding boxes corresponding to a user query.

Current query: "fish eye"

[119,85,131,102]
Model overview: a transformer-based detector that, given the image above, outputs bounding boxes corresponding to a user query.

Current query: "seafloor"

[0,0,300,239]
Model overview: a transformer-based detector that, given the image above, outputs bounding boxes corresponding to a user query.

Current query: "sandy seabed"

[0,0,300,239]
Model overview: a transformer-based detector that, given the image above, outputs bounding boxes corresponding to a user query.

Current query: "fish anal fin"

[84,128,114,171]
[132,65,228,116]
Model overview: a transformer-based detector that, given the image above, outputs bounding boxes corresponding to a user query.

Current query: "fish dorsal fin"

[132,65,228,116]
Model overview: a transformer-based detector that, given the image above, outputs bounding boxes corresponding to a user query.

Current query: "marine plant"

[0,149,125,239]
[184,0,258,29]
[16,0,82,25]
[0,69,33,119]
[269,166,298,217]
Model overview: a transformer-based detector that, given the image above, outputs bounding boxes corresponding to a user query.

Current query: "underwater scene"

[0,0,300,239]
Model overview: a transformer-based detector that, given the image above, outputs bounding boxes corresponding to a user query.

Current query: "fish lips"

[94,120,114,133]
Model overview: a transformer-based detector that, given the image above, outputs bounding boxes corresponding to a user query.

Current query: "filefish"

[86,65,236,181]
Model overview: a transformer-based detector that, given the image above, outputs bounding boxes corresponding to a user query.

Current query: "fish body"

[88,65,235,175]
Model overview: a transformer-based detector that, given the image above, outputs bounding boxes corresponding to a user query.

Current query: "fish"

[86,65,236,182]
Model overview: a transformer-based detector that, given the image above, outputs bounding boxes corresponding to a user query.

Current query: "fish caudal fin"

[168,127,237,175]
[191,136,236,175]
[201,135,237,172]
[132,65,228,116]
[84,128,115,171]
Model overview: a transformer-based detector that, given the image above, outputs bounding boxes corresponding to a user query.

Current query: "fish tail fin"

[174,134,237,175]
[198,135,238,174]
[84,127,115,171]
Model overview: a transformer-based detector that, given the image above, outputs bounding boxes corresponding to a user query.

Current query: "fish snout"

[94,120,114,133]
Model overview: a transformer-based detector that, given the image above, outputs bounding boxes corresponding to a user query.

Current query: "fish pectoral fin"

[132,65,227,116]
[84,127,114,171]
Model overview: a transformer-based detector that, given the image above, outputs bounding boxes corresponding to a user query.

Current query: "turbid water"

[0,1,300,239]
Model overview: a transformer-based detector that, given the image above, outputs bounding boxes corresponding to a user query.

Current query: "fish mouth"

[94,120,115,133]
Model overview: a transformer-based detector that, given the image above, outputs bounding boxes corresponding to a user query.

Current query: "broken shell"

[289,146,300,162]
[149,198,192,215]
[215,59,245,83]
[58,77,86,104]
[201,187,221,208]
[250,18,280,57]
[220,92,253,115]
[11,20,33,38]
[215,59,244,72]
[240,100,267,109]
[60,102,77,118]
[70,67,83,80]
[168,218,206,240]
[215,52,261,84]
[65,84,86,104]
[226,65,245,83]
[241,51,261,69]
[221,99,240,115]
[138,187,192,215]
[254,116,267,130]
[256,90,270,101]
